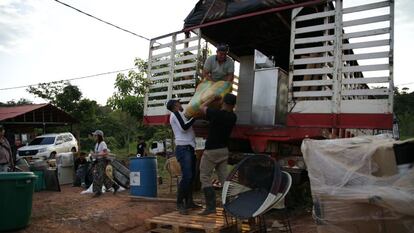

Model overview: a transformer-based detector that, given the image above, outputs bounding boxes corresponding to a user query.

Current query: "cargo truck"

[143,0,395,182]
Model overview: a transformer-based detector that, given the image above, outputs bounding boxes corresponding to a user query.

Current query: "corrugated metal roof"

[0,104,49,121]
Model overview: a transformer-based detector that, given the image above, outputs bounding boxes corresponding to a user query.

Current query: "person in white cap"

[91,130,119,197]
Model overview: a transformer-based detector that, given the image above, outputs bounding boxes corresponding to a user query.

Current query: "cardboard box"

[314,195,401,222]
[317,219,414,233]
[317,221,382,233]
[372,145,398,177]
[314,195,414,233]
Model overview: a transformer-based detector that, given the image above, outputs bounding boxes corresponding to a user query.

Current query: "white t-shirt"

[170,111,196,148]
[94,141,108,158]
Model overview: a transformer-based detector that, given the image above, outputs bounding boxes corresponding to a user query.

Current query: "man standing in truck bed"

[203,43,235,83]
[198,93,237,215]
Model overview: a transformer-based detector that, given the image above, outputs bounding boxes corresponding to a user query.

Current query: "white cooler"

[56,152,74,185]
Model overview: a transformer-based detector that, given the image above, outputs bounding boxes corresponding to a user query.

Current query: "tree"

[27,82,100,147]
[71,99,100,136]
[26,81,67,104]
[27,82,82,114]
[24,76,151,154]
[109,110,138,150]
[107,58,150,120]
[151,126,173,142]
[0,98,32,106]
[394,87,414,115]
[55,85,82,113]
[394,87,414,138]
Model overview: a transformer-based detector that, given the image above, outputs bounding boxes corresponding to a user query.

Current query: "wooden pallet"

[145,208,237,233]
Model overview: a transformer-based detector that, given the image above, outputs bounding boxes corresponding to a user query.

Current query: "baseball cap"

[166,99,180,111]
[223,93,237,105]
[216,43,229,52]
[92,130,104,137]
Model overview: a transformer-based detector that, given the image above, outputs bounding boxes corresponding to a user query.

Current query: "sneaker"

[198,208,216,215]
[186,202,203,209]
[81,182,86,188]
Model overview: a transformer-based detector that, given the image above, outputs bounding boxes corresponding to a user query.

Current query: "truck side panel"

[288,0,394,129]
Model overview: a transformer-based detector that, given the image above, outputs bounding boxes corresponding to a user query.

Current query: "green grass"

[156,156,168,180]
[400,135,414,141]
[110,142,138,161]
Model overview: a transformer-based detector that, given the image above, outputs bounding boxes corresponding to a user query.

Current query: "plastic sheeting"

[301,135,414,233]
[80,183,125,194]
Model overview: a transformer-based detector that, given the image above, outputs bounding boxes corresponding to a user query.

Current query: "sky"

[0,0,413,105]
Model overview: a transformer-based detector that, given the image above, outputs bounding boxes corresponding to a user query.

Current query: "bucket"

[0,172,37,231]
[129,156,157,197]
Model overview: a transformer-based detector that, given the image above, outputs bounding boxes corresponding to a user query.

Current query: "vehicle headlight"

[38,148,47,153]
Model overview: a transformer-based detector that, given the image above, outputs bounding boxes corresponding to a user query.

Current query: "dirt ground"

[15,183,317,233]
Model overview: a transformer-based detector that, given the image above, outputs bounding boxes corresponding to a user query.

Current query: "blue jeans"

[175,145,196,204]
[75,164,88,185]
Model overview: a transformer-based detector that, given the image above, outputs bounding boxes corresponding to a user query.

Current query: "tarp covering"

[302,135,414,233]
[184,0,307,28]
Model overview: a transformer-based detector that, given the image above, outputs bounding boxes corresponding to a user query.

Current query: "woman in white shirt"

[91,130,119,197]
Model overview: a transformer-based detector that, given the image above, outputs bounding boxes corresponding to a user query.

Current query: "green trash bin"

[32,170,46,192]
[0,172,37,231]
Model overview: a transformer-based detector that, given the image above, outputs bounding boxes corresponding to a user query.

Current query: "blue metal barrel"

[129,156,157,197]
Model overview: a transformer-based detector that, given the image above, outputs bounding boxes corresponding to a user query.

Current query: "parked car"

[149,139,172,156]
[17,132,78,160]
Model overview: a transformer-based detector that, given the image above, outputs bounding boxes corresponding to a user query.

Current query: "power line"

[53,0,151,41]
[0,67,137,91]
